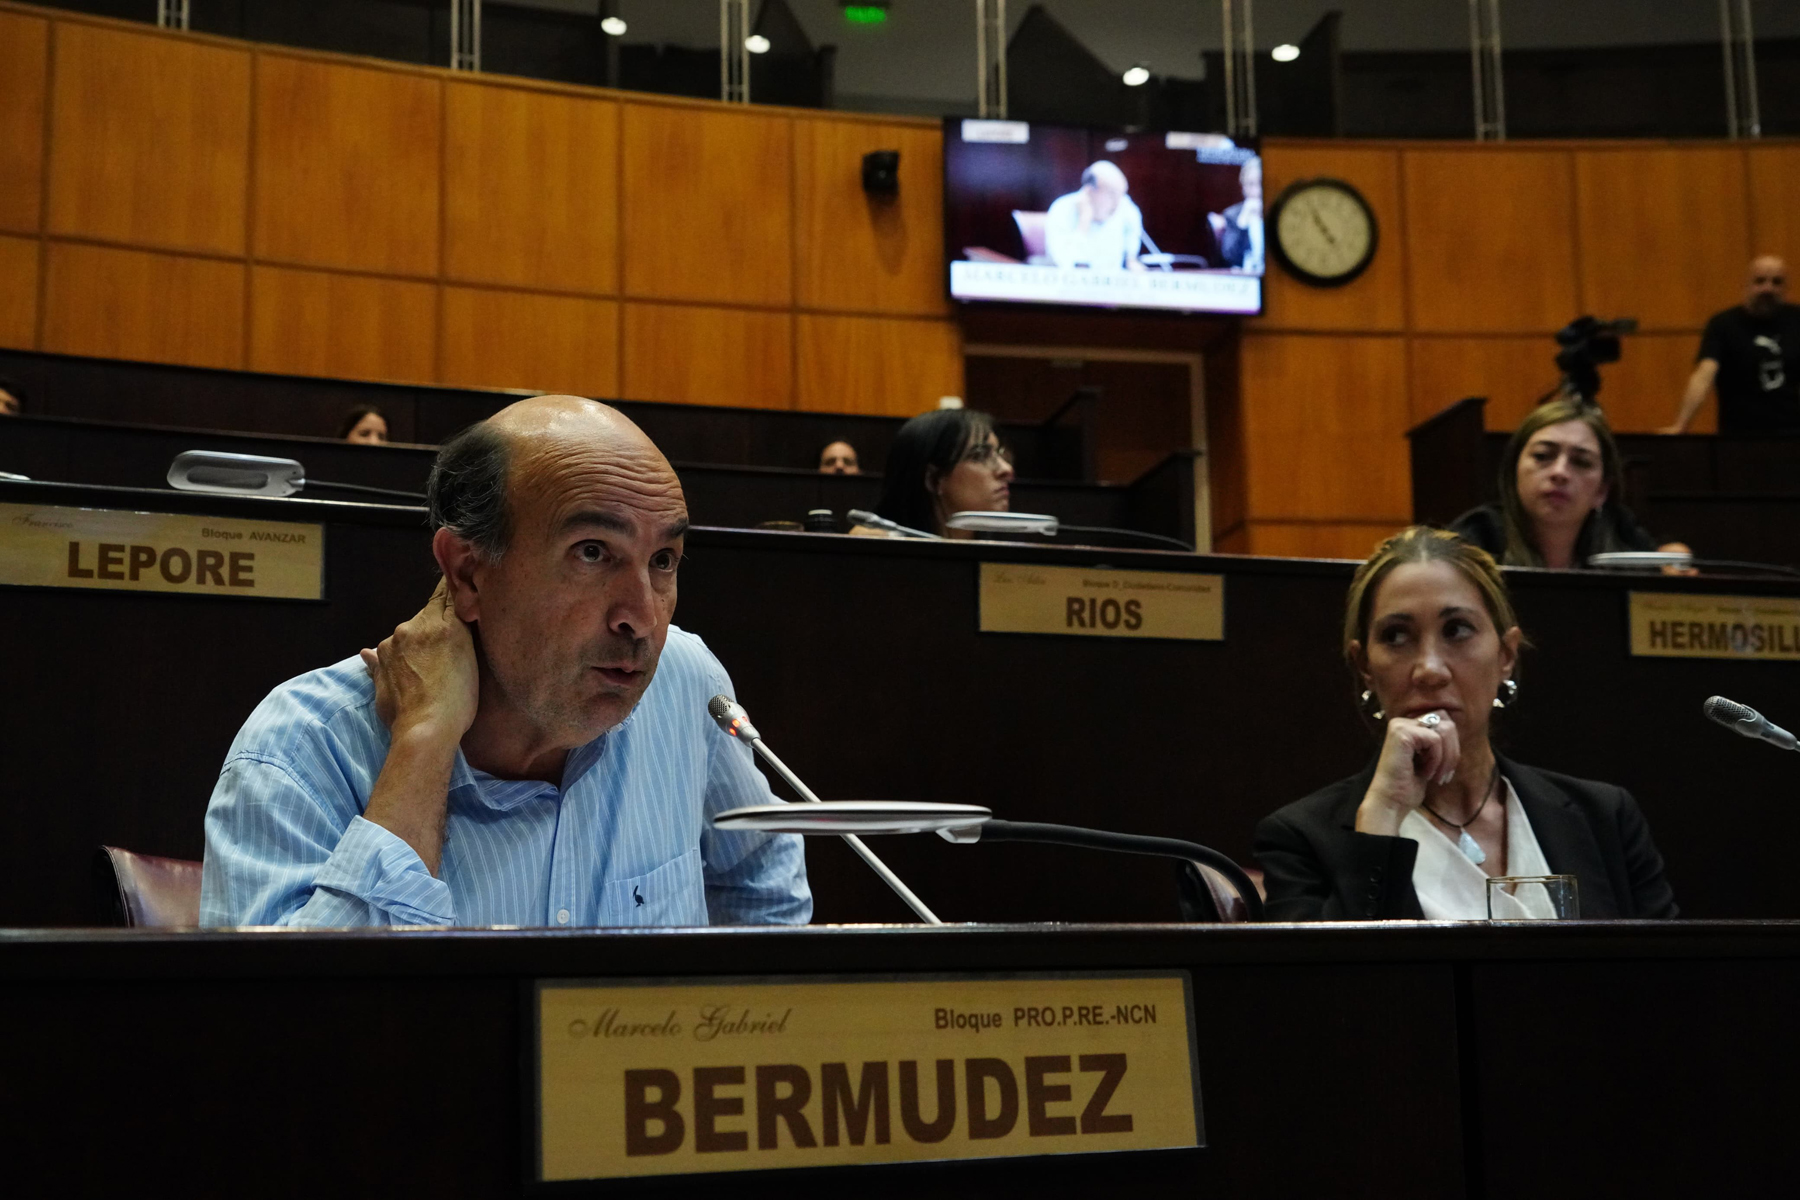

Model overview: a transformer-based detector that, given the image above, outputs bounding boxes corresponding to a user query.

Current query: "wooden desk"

[1409,396,1800,563]
[0,347,1096,480]
[0,414,1201,548]
[2,922,1795,1197]
[3,480,1798,927]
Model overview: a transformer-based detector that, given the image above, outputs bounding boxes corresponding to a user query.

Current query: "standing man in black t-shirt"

[1663,255,1800,434]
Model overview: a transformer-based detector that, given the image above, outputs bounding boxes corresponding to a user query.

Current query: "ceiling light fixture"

[600,16,626,36]
[1271,43,1300,62]
[1121,64,1150,87]
[745,34,771,54]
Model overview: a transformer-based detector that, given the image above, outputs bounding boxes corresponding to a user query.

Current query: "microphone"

[166,451,425,502]
[1704,695,1799,752]
[845,509,941,540]
[708,695,944,924]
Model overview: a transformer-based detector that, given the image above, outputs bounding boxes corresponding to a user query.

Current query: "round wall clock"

[1269,177,1379,287]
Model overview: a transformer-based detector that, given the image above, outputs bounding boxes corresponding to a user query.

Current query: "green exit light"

[844,5,888,24]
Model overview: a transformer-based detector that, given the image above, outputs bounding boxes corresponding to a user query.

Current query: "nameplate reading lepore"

[0,502,323,600]
[980,563,1223,640]
[535,973,1200,1182]
[1629,592,1800,661]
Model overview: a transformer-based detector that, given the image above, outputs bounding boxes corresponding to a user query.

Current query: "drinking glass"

[1485,874,1580,920]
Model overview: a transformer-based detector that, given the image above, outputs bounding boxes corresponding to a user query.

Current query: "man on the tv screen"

[1044,160,1144,271]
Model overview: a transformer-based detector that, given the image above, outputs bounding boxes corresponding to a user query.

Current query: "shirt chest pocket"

[599,847,706,927]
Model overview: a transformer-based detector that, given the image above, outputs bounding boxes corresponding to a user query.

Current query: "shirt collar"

[448,721,621,812]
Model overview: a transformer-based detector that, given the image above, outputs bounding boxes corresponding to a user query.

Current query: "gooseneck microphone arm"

[969,821,1265,922]
[708,696,944,924]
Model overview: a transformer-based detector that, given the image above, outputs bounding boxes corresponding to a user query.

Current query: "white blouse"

[1399,779,1557,920]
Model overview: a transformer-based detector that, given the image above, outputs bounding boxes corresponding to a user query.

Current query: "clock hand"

[1308,203,1338,246]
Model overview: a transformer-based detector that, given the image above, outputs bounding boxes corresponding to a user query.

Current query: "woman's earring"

[1361,690,1385,721]
[1494,679,1519,709]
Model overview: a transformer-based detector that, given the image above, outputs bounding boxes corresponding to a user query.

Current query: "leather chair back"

[96,846,203,927]
[1176,861,1267,923]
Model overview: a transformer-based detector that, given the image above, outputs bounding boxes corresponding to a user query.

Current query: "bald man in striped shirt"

[200,395,811,928]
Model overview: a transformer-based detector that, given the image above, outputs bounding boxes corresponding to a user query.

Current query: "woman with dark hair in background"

[1449,397,1687,568]
[866,407,1014,538]
[338,404,389,444]
[1254,526,1677,920]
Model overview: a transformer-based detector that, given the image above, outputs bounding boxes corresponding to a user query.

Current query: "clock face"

[1271,179,1378,287]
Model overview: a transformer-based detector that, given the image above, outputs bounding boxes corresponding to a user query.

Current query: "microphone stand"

[711,697,944,925]
[949,820,1265,922]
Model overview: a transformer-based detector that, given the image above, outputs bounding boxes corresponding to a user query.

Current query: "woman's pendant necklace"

[1423,765,1500,867]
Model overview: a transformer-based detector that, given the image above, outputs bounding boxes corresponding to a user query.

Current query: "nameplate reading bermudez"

[533,972,1202,1182]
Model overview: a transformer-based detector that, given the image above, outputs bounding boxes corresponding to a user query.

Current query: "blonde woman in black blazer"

[1254,526,1677,921]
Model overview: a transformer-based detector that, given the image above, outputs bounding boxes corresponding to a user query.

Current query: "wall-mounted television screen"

[945,119,1263,316]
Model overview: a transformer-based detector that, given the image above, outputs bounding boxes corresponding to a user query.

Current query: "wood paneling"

[1403,149,1578,334]
[1260,145,1406,332]
[439,286,618,397]
[42,241,243,368]
[1594,332,1715,434]
[1575,148,1748,332]
[1410,336,1560,432]
[250,265,436,383]
[1748,146,1800,267]
[793,120,948,316]
[1239,332,1410,521]
[253,56,440,276]
[621,302,791,409]
[443,82,617,295]
[796,315,963,418]
[0,234,37,348]
[47,23,249,255]
[1246,520,1406,560]
[621,105,791,307]
[0,11,48,235]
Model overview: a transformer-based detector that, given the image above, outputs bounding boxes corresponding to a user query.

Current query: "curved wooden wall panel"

[1402,148,1580,335]
[249,264,436,383]
[43,242,244,369]
[443,83,618,295]
[0,234,38,349]
[621,104,793,308]
[794,120,950,317]
[621,302,793,409]
[0,11,48,236]
[1574,147,1750,333]
[252,55,441,277]
[48,23,250,256]
[440,285,619,397]
[795,313,963,417]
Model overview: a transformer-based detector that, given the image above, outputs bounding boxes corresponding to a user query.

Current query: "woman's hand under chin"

[1355,710,1461,837]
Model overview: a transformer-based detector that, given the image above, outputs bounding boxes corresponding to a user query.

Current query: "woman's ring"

[1418,712,1443,730]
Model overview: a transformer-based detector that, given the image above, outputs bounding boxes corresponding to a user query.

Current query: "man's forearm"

[363,728,459,876]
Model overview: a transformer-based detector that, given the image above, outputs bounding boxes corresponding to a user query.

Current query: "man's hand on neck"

[359,581,480,876]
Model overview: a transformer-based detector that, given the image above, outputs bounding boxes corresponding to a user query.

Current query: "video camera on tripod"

[1553,315,1638,404]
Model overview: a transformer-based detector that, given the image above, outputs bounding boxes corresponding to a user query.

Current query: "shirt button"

[556,909,570,925]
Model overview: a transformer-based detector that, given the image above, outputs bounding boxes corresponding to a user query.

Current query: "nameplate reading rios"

[534,973,1201,1182]
[979,563,1224,641]
[0,502,324,600]
[1629,592,1800,662]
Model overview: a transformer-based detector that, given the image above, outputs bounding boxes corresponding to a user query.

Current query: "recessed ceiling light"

[1121,65,1150,87]
[745,34,771,54]
[1271,44,1300,62]
[600,16,626,36]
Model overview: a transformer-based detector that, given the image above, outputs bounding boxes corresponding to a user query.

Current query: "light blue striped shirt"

[200,626,811,928]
